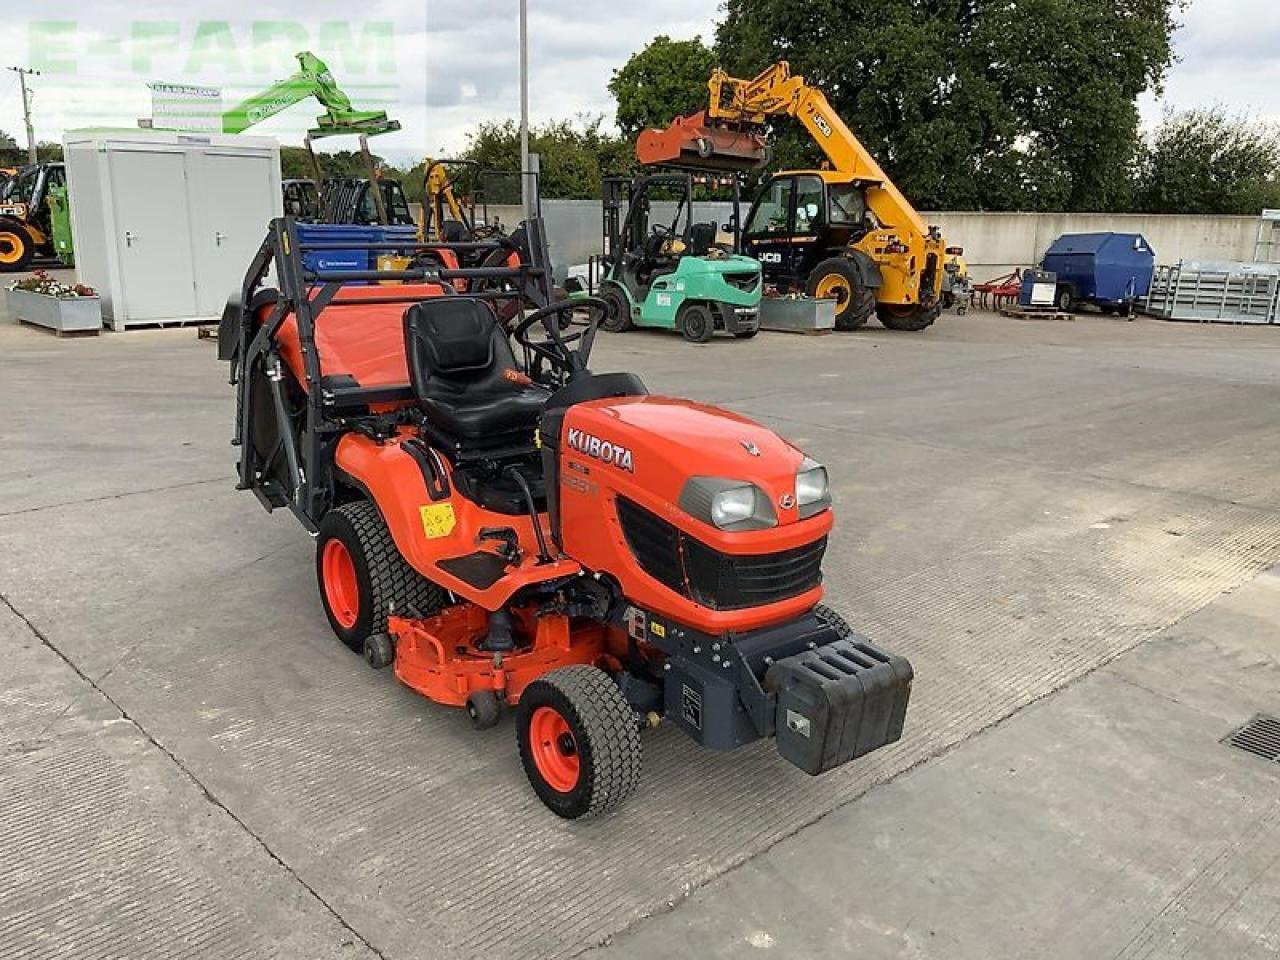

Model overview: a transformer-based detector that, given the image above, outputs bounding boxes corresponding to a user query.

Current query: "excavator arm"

[221,51,400,138]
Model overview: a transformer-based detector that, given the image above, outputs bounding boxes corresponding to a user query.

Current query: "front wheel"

[599,283,633,333]
[678,302,714,343]
[806,258,875,330]
[516,666,642,819]
[0,222,34,273]
[1055,286,1075,313]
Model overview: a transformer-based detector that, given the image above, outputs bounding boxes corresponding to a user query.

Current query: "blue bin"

[297,223,419,281]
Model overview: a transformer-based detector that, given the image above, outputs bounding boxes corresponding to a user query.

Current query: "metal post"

[8,67,40,165]
[519,0,530,218]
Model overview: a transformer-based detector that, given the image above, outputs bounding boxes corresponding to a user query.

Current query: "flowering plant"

[8,270,97,299]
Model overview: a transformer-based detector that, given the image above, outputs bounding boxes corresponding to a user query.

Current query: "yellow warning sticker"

[650,621,667,638]
[419,503,456,539]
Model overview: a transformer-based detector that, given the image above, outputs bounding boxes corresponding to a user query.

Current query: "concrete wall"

[923,211,1263,280]
[415,200,1266,283]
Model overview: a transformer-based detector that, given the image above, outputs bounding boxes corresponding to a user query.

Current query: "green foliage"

[457,117,633,199]
[609,35,717,137]
[715,0,1180,212]
[1134,108,1280,215]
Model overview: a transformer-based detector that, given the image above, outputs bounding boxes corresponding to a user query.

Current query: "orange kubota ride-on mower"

[220,215,913,818]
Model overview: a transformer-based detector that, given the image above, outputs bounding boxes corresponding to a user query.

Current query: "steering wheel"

[512,297,607,384]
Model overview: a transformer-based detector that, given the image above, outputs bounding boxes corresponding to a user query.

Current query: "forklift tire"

[316,501,446,653]
[876,302,939,332]
[807,258,875,330]
[466,690,502,730]
[678,302,714,343]
[516,665,641,819]
[0,222,34,272]
[599,284,633,333]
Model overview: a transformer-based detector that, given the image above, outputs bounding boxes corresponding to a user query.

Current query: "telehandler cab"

[0,162,65,272]
[639,62,947,331]
[220,216,912,818]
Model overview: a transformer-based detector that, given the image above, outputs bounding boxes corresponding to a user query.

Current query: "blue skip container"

[1041,232,1155,313]
[297,223,419,280]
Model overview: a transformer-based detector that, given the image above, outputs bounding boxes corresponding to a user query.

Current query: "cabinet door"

[109,150,197,321]
[188,152,278,316]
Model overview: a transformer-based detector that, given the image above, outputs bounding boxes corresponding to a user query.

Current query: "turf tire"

[316,501,446,652]
[517,666,642,819]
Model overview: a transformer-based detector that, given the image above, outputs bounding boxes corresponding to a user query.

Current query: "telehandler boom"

[639,61,947,331]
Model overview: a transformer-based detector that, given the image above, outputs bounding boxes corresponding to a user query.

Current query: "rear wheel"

[678,302,714,343]
[807,258,875,330]
[516,666,641,819]
[876,302,940,332]
[0,223,34,273]
[316,501,446,652]
[599,283,633,332]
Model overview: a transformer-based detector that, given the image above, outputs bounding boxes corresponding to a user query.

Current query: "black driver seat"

[404,298,547,451]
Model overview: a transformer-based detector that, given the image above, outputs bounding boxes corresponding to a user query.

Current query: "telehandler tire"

[599,283,633,332]
[0,222,34,273]
[876,302,940,332]
[316,501,446,652]
[807,258,875,330]
[517,666,641,819]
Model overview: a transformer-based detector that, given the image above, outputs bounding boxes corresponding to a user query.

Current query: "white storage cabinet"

[63,130,282,330]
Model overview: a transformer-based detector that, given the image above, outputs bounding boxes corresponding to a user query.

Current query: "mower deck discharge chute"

[221,215,913,818]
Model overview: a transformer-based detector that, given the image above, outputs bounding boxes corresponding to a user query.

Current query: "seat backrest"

[404,297,518,396]
[689,222,716,256]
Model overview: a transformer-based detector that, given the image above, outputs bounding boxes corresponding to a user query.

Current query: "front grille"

[616,497,825,610]
[723,271,760,292]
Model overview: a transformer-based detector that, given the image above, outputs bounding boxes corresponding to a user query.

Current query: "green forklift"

[597,173,761,342]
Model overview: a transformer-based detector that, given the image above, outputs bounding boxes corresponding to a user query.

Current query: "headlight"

[795,456,831,518]
[679,478,776,531]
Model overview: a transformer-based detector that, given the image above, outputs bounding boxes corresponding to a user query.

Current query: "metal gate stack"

[1145,261,1280,324]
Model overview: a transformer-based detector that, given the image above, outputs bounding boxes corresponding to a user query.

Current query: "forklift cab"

[282,179,320,221]
[742,172,873,289]
[319,177,414,226]
[604,174,712,298]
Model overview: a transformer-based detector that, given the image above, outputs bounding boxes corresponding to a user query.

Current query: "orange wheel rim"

[0,233,21,265]
[322,539,360,629]
[814,274,850,304]
[529,706,580,792]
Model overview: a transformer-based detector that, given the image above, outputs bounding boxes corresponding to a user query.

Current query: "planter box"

[6,287,102,335]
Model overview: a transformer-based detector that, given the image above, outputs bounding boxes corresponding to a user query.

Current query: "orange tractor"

[220,215,912,818]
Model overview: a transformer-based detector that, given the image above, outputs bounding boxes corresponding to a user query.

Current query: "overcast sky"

[0,0,1276,164]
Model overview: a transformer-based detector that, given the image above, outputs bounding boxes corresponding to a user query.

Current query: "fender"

[334,433,580,610]
[840,248,883,290]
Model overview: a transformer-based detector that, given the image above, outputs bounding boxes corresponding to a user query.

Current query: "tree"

[458,117,633,199]
[715,0,1180,211]
[1133,108,1280,215]
[609,35,717,138]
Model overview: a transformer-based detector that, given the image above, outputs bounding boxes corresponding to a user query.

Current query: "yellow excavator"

[638,61,947,331]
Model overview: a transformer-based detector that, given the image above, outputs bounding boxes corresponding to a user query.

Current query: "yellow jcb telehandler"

[638,61,948,331]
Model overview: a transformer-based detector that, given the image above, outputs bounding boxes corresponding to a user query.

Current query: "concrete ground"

[2,300,1279,960]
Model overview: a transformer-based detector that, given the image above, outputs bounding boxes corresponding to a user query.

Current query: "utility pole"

[8,67,40,165]
[518,0,530,218]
